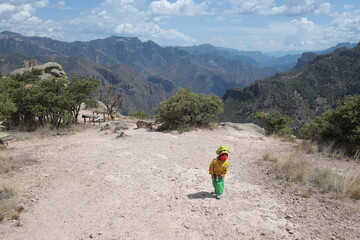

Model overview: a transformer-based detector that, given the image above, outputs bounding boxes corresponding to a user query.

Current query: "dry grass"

[0,153,37,174]
[354,150,360,162]
[311,168,360,199]
[296,140,318,154]
[8,122,91,142]
[294,187,314,198]
[0,184,17,222]
[269,134,297,143]
[261,152,360,200]
[296,140,358,162]
[270,155,311,183]
[0,152,35,222]
[0,154,14,174]
[262,152,278,162]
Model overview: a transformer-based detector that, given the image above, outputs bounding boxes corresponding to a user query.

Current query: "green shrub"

[129,111,153,120]
[253,111,293,136]
[154,88,223,132]
[301,95,360,154]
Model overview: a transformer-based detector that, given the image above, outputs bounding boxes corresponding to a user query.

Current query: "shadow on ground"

[187,191,215,199]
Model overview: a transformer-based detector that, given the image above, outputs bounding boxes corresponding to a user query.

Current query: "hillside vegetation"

[221,43,360,129]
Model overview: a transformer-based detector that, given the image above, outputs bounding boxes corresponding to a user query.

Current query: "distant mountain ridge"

[176,42,357,72]
[0,31,357,115]
[0,31,281,113]
[0,31,280,96]
[221,42,360,129]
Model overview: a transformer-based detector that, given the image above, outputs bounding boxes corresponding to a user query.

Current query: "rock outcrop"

[9,60,67,80]
[222,83,260,101]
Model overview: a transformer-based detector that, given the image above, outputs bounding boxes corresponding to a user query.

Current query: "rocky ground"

[0,118,359,240]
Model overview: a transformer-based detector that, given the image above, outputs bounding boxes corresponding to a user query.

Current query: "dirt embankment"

[0,120,359,240]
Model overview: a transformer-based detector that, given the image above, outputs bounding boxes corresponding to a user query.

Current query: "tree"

[0,91,17,122]
[253,111,293,136]
[3,70,42,128]
[0,73,17,121]
[2,70,99,129]
[67,75,100,123]
[97,84,123,120]
[154,88,224,132]
[33,77,70,127]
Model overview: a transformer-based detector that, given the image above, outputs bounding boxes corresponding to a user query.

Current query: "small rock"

[89,234,93,238]
[285,214,293,219]
[16,205,25,213]
[16,221,23,227]
[287,229,295,234]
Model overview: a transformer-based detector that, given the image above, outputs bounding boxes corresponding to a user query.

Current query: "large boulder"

[9,61,67,80]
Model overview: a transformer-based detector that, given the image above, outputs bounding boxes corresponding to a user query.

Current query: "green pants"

[212,175,225,196]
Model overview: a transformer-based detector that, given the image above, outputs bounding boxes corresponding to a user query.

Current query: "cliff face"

[222,83,260,101]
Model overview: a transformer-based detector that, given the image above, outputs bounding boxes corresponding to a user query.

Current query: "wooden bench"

[82,114,101,125]
[92,111,110,122]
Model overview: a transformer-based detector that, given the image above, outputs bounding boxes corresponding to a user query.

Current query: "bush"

[154,88,223,132]
[253,111,293,136]
[301,95,360,154]
[129,111,153,120]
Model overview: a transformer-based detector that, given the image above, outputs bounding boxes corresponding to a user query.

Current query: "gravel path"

[0,120,359,240]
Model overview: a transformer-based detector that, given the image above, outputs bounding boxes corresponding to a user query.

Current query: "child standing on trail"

[209,146,230,199]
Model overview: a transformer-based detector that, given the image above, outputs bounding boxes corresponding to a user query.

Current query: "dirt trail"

[0,120,359,240]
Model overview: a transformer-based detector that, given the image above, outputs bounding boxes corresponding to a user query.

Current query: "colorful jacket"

[209,158,229,177]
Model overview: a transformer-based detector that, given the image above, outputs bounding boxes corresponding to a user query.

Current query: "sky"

[0,0,360,52]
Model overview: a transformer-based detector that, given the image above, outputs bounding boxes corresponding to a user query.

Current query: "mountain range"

[0,31,279,94]
[0,31,280,113]
[221,42,360,129]
[0,31,357,118]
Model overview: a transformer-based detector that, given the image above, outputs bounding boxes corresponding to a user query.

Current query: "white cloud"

[115,23,135,34]
[228,0,275,15]
[0,1,66,40]
[0,0,26,5]
[34,0,49,8]
[0,2,36,23]
[0,4,16,15]
[216,17,322,51]
[344,5,353,10]
[115,21,194,43]
[148,0,207,17]
[56,1,66,7]
[98,10,110,20]
[290,17,314,29]
[228,0,332,16]
[314,2,331,14]
[329,9,360,38]
[24,15,41,24]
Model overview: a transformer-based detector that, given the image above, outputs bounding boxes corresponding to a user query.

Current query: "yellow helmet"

[216,146,230,155]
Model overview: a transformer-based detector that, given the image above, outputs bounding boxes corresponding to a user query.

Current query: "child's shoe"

[216,195,221,199]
